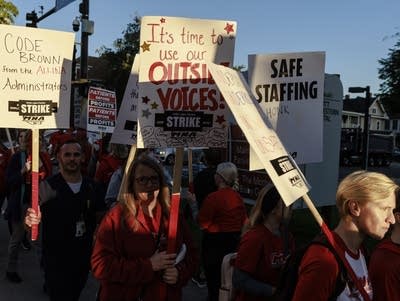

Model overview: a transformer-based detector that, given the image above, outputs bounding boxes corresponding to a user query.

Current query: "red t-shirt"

[91,203,199,301]
[234,224,294,301]
[198,187,247,233]
[292,232,372,301]
[94,154,123,184]
[369,238,400,301]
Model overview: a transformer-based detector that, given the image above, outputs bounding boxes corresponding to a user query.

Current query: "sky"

[11,0,400,96]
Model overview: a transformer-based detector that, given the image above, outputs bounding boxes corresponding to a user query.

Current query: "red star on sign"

[142,96,150,104]
[160,17,166,23]
[216,115,226,125]
[141,41,151,52]
[224,23,234,34]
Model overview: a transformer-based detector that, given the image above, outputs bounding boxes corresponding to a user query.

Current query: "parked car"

[153,147,176,165]
[393,147,400,161]
[153,147,206,165]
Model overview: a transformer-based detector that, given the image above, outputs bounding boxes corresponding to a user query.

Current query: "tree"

[0,0,18,24]
[378,34,400,114]
[96,16,141,106]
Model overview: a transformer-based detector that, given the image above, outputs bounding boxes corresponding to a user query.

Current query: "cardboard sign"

[208,63,310,206]
[110,55,140,145]
[87,86,116,133]
[248,52,325,167]
[0,25,74,129]
[137,16,236,148]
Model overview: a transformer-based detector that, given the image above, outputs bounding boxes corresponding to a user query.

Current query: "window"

[393,120,398,130]
[372,108,376,114]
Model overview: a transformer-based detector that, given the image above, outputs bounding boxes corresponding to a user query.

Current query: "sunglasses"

[135,175,159,185]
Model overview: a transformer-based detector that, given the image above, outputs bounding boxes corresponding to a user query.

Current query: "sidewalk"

[0,218,207,300]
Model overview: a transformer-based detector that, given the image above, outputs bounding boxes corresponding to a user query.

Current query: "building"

[342,96,390,133]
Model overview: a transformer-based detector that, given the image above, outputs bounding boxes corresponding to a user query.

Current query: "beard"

[59,161,80,174]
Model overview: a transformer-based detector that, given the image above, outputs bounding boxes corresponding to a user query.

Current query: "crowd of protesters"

[0,128,399,301]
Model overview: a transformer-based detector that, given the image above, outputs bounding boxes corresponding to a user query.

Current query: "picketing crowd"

[0,128,399,301]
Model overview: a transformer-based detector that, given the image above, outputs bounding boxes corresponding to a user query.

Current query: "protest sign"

[110,55,140,145]
[87,86,116,133]
[248,52,325,168]
[208,63,309,206]
[0,25,74,129]
[137,16,236,148]
[210,64,372,301]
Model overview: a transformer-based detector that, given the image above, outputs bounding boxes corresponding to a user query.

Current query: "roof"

[342,97,368,113]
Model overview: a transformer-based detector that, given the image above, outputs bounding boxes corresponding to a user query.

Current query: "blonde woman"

[91,156,199,301]
[292,171,398,301]
[233,184,293,301]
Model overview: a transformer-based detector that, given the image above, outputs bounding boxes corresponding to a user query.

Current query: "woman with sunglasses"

[91,155,199,301]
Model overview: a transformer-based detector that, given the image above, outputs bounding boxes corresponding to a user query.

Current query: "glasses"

[135,175,159,185]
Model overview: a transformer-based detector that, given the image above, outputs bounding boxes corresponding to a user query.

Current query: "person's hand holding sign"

[150,250,176,271]
[25,207,42,228]
[22,155,31,175]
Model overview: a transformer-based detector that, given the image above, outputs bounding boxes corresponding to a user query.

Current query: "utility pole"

[348,86,371,170]
[362,86,371,170]
[79,0,89,81]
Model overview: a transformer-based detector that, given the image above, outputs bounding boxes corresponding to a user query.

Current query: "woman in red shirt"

[233,184,293,301]
[91,155,198,301]
[198,162,247,301]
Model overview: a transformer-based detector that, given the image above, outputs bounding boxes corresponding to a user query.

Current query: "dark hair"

[57,139,82,155]
[261,186,281,216]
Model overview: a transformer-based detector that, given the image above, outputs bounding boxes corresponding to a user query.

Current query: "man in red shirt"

[292,171,397,301]
[369,189,400,301]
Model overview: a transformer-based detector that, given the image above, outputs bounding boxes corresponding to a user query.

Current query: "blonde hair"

[336,170,398,217]
[118,155,170,230]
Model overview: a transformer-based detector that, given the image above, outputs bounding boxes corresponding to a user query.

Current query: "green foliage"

[96,15,141,106]
[233,65,246,72]
[0,0,18,24]
[378,37,400,114]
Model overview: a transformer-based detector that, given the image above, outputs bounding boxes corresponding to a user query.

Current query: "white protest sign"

[248,52,325,168]
[208,63,310,206]
[87,87,116,133]
[110,55,140,145]
[137,16,236,148]
[0,25,74,129]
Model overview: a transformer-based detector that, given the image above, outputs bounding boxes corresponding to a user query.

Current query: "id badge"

[75,220,86,237]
